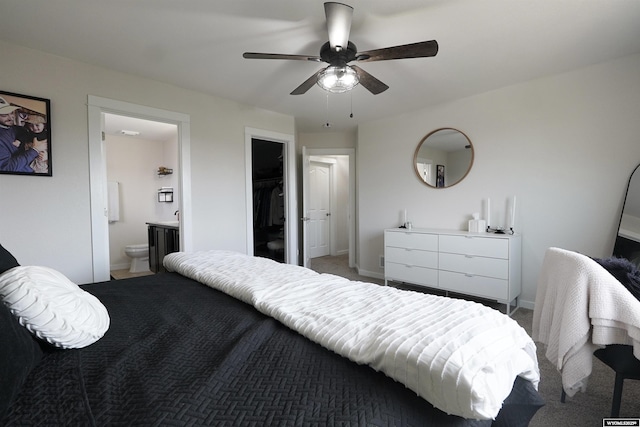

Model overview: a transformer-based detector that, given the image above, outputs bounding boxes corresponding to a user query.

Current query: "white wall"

[357,53,640,308]
[157,134,180,221]
[0,41,294,284]
[298,131,356,150]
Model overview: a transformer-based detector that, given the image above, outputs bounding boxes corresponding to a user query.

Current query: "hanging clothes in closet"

[253,178,284,227]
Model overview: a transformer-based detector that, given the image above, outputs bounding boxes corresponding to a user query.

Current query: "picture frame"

[436,164,445,188]
[0,90,52,176]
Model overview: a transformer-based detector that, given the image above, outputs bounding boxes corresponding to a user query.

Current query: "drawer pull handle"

[465,274,474,278]
[465,255,473,259]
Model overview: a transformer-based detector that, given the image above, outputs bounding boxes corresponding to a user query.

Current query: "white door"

[308,161,331,259]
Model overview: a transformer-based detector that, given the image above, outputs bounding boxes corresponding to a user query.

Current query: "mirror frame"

[413,128,474,188]
[613,163,640,266]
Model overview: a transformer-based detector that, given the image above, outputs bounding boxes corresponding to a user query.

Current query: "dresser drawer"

[385,231,438,251]
[439,235,508,259]
[439,270,508,300]
[439,253,509,279]
[385,246,437,268]
[385,262,438,288]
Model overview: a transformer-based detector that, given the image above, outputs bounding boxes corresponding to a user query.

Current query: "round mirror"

[413,128,474,188]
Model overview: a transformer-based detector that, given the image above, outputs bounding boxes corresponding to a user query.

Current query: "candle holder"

[486,226,515,235]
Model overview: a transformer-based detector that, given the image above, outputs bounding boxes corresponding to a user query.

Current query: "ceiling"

[2,0,640,133]
[104,113,177,142]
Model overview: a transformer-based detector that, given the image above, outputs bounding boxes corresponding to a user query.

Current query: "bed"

[1,246,543,426]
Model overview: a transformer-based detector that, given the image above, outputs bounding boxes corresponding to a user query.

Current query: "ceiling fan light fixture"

[317,65,359,93]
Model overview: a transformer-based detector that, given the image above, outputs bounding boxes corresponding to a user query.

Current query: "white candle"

[486,198,491,228]
[509,196,517,230]
[403,209,407,225]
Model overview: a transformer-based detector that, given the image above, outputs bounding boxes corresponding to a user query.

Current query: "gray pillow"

[593,256,640,301]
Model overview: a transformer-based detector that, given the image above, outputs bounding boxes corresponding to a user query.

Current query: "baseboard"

[335,249,349,256]
[518,299,535,310]
[355,267,384,281]
[110,262,130,271]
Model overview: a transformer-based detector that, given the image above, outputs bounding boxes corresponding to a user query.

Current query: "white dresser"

[384,228,521,314]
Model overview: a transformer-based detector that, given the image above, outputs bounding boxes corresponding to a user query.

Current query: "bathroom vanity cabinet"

[147,222,180,273]
[384,228,521,315]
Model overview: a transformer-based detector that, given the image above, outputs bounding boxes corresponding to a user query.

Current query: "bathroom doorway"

[88,96,192,283]
[104,113,179,278]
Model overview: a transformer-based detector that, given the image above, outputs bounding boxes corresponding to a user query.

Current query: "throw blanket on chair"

[165,250,539,420]
[532,247,640,397]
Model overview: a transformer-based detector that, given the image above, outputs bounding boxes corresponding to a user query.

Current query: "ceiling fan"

[243,2,438,95]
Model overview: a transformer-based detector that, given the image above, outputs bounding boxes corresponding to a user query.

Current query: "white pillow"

[0,266,110,349]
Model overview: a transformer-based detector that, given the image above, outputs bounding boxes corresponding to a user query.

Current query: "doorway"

[307,159,332,259]
[88,96,192,282]
[251,139,285,262]
[302,148,355,269]
[244,127,297,265]
[104,113,179,276]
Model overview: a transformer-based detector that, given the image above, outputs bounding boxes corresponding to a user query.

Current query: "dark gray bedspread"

[3,272,543,426]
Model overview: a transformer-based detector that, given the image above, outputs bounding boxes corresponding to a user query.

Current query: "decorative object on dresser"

[384,228,522,315]
[485,196,517,234]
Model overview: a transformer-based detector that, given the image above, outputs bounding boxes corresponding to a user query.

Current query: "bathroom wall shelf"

[158,187,174,202]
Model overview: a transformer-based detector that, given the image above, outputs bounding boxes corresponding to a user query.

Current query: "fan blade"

[324,2,353,50]
[290,70,323,95]
[243,52,321,62]
[356,40,438,62]
[351,65,388,95]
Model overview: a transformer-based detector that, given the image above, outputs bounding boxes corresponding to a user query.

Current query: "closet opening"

[251,138,285,263]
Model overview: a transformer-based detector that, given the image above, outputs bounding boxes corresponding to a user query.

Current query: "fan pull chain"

[350,91,354,118]
[324,93,331,128]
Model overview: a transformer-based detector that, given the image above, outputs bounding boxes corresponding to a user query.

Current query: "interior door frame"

[302,147,355,269]
[244,127,297,264]
[88,95,192,282]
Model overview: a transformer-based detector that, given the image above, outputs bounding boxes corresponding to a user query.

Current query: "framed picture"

[436,164,445,188]
[0,90,52,176]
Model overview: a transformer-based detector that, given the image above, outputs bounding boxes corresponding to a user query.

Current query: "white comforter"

[164,250,539,420]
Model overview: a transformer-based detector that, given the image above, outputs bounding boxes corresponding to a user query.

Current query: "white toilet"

[124,243,150,273]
